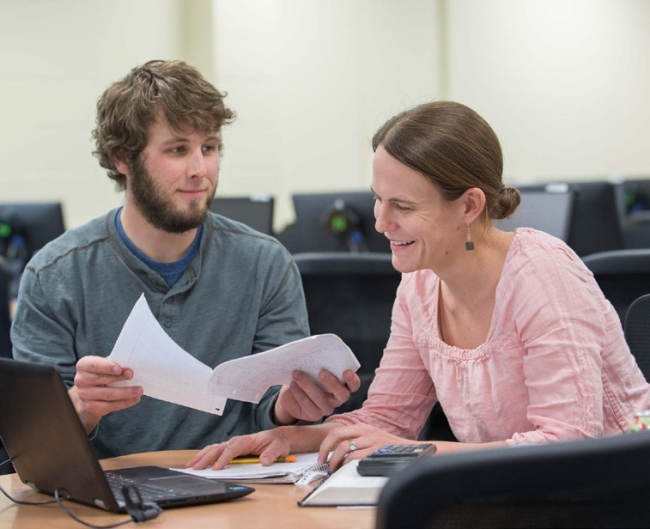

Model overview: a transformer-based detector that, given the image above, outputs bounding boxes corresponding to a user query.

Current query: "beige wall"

[445,0,650,183]
[211,0,443,229]
[1,0,649,232]
[0,0,184,228]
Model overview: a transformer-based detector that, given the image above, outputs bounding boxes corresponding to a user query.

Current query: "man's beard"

[129,157,216,234]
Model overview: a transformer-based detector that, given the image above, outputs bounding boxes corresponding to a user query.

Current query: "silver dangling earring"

[465,221,475,251]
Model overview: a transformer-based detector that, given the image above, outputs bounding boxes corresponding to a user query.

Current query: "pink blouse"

[328,228,650,445]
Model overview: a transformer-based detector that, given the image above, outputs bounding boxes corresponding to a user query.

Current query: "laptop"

[0,358,254,512]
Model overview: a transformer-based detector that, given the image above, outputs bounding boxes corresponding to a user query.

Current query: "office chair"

[624,293,650,382]
[293,252,399,413]
[582,249,650,324]
[376,431,650,529]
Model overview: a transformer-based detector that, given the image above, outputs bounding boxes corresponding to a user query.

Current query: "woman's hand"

[186,423,342,471]
[318,423,424,471]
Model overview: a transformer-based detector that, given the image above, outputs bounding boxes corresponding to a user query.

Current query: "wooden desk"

[0,450,375,528]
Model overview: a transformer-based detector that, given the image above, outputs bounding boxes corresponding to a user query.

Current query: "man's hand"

[185,423,338,471]
[273,369,361,425]
[69,356,143,434]
[186,429,293,471]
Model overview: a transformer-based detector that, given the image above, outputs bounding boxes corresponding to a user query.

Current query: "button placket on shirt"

[159,296,182,331]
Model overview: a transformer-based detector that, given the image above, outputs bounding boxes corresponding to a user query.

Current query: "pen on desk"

[228,455,297,465]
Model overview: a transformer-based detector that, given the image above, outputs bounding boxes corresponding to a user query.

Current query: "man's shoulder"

[27,212,114,272]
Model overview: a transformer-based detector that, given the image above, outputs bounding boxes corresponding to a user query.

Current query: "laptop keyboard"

[105,472,187,503]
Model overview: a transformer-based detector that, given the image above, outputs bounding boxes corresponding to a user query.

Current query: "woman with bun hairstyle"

[188,101,650,471]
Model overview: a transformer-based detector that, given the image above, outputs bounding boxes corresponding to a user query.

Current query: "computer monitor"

[495,186,575,241]
[210,195,274,235]
[0,202,66,261]
[292,191,390,253]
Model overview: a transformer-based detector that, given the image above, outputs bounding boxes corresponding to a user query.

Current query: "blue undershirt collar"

[116,207,202,288]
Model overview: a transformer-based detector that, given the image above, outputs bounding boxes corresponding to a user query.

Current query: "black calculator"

[357,443,437,477]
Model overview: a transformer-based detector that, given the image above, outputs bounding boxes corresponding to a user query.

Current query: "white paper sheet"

[108,294,227,415]
[107,294,360,414]
[208,334,360,403]
[172,453,327,484]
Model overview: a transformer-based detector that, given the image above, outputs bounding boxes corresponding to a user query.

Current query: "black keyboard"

[105,472,186,503]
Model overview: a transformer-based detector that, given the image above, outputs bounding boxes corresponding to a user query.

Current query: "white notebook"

[298,459,388,507]
[173,453,329,485]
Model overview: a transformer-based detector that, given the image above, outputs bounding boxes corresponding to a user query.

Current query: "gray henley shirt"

[11,208,310,458]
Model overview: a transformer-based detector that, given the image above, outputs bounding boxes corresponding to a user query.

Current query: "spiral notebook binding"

[296,462,330,485]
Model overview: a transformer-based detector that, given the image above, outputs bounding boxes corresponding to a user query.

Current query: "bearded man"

[11,60,359,458]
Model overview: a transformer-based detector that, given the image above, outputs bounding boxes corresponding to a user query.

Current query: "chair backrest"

[625,293,650,382]
[376,431,650,529]
[582,249,650,323]
[210,195,275,235]
[293,252,399,413]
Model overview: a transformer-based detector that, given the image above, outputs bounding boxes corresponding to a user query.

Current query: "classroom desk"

[0,450,375,528]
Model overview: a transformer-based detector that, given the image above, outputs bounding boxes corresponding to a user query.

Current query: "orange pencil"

[228,455,297,465]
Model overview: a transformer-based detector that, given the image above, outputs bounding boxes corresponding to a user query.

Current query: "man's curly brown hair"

[92,60,235,190]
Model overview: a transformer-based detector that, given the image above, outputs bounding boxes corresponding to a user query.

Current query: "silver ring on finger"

[349,439,358,451]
